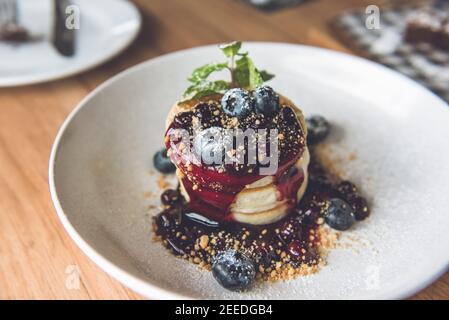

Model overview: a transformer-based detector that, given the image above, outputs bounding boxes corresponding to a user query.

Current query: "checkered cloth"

[331,2,449,103]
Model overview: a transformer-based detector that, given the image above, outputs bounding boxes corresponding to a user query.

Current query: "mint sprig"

[259,70,275,82]
[182,41,275,100]
[219,41,242,58]
[234,55,263,88]
[184,80,230,100]
[188,62,228,83]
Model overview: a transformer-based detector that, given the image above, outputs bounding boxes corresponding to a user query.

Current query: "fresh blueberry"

[221,88,253,118]
[193,127,232,165]
[324,198,356,231]
[253,86,279,116]
[212,250,256,291]
[153,148,176,173]
[306,115,330,145]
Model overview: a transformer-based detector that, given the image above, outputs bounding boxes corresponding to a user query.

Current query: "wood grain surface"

[0,0,447,299]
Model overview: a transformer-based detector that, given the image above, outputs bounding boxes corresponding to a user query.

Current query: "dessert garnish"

[151,42,370,292]
[212,250,256,291]
[182,41,274,101]
[153,148,176,174]
[305,115,330,145]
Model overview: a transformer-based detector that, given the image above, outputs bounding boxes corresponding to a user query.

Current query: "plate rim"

[49,42,449,300]
[0,0,142,87]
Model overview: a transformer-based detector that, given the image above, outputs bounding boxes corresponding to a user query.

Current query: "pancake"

[231,149,309,225]
[165,94,308,136]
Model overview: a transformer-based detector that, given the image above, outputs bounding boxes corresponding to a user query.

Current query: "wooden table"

[1,0,447,300]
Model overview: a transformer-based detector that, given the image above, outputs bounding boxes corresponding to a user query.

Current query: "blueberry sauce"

[153,93,370,283]
[153,148,370,280]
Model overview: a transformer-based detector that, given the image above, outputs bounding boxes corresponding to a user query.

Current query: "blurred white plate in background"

[0,0,141,87]
[49,43,449,299]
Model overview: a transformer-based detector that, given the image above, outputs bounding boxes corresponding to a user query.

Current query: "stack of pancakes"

[165,94,310,225]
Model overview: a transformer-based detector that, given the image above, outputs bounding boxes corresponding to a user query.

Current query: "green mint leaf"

[259,69,275,82]
[219,41,242,58]
[188,62,228,83]
[249,66,264,88]
[234,56,250,86]
[234,56,263,89]
[183,42,275,98]
[183,80,230,100]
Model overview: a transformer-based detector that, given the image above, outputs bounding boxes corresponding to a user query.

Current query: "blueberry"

[160,189,181,206]
[287,240,304,258]
[221,88,253,118]
[253,243,276,268]
[301,201,322,224]
[336,180,358,198]
[212,250,256,291]
[253,86,279,116]
[306,115,330,145]
[278,218,300,244]
[347,195,370,221]
[324,198,356,231]
[193,127,232,165]
[153,148,176,173]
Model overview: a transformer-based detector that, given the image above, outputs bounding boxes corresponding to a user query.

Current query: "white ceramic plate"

[0,0,140,87]
[49,43,449,299]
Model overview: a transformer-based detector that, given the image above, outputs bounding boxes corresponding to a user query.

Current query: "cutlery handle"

[53,0,75,57]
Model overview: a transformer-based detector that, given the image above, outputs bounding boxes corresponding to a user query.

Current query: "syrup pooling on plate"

[165,98,307,222]
[153,148,370,283]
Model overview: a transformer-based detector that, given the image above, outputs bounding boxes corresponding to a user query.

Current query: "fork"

[0,0,17,26]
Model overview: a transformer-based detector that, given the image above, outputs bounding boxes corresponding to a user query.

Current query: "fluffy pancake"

[231,149,309,225]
